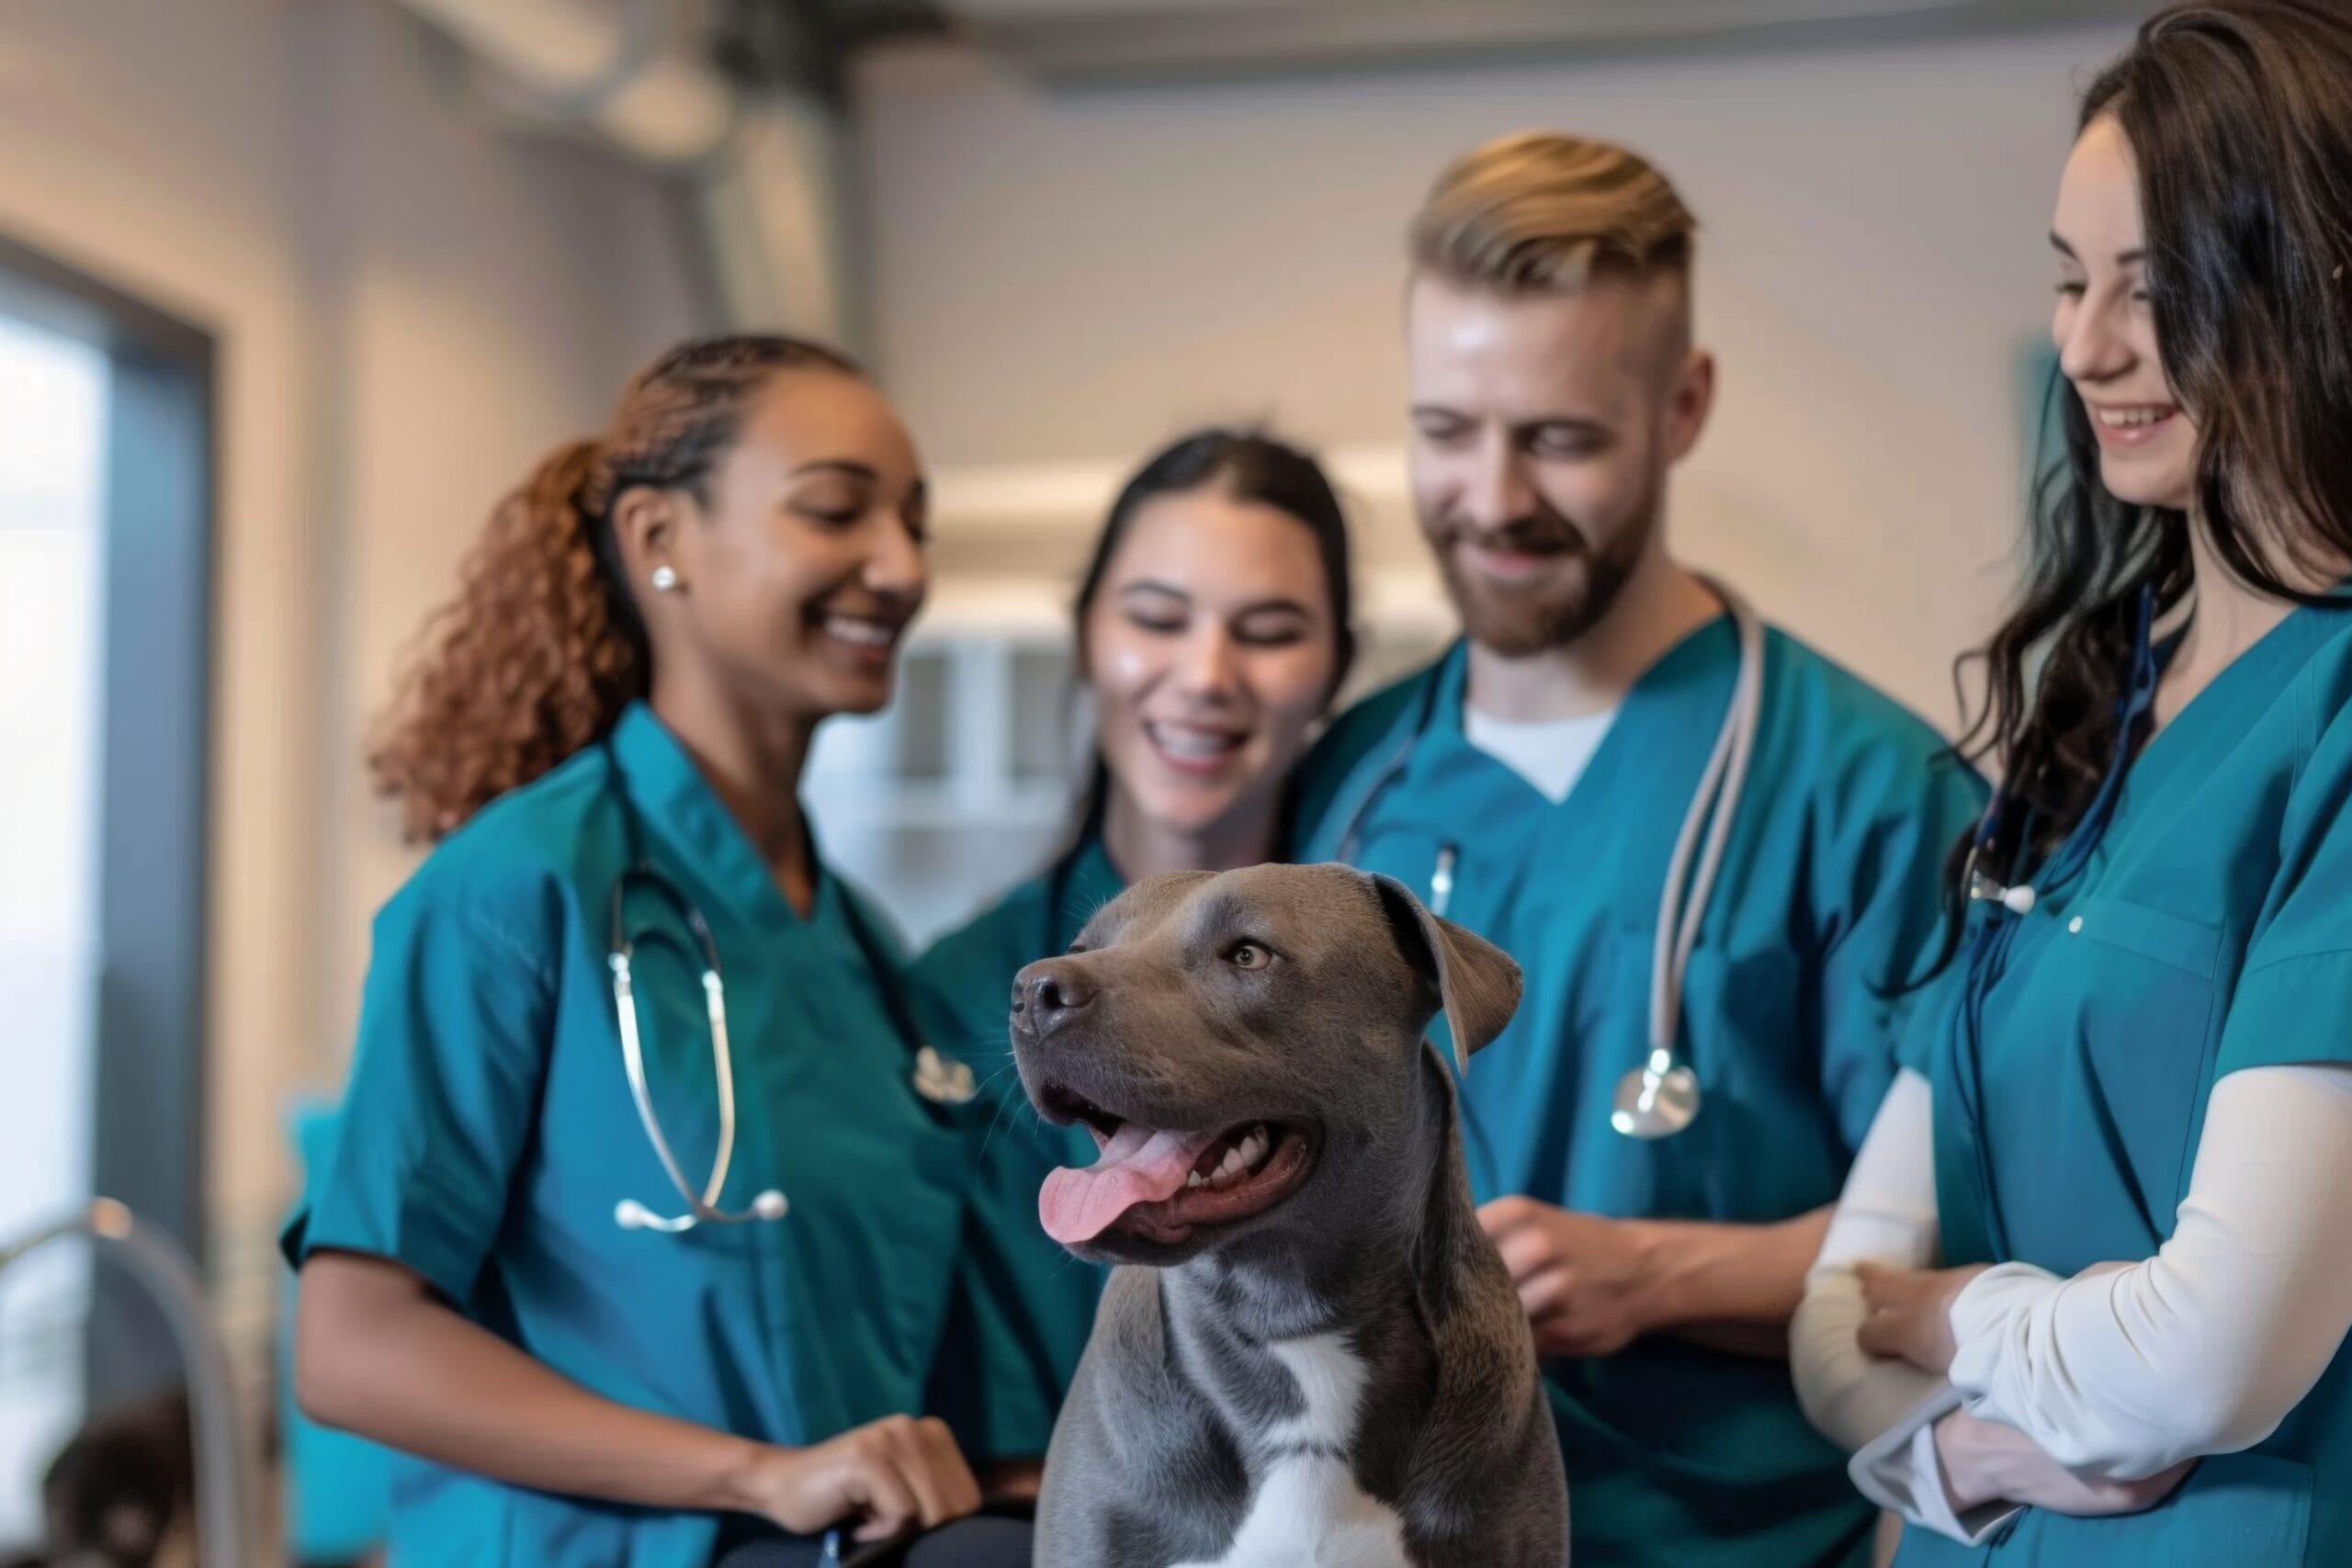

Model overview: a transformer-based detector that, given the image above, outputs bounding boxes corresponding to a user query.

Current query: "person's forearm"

[1634,1206,1835,1359]
[1933,1406,2191,1518]
[1935,1406,2051,1512]
[1949,1066,2352,1478]
[1792,1259,1947,1445]
[296,1256,766,1513]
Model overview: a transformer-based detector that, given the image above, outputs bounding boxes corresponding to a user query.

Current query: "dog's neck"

[1163,1043,1477,1349]
[1154,1045,1483,1503]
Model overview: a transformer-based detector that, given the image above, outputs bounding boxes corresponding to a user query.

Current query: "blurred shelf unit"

[804,448,1458,946]
[804,588,1089,947]
[806,596,1083,832]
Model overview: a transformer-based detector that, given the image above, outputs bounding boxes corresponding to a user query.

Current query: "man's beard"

[1423,490,1657,658]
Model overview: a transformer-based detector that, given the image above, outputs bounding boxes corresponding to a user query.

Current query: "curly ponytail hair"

[369,333,862,842]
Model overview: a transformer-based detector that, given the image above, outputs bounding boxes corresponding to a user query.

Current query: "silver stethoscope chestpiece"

[1616,587,1765,1141]
[1967,852,2039,917]
[1611,1051,1703,1139]
[1331,585,1764,1144]
[606,754,979,1238]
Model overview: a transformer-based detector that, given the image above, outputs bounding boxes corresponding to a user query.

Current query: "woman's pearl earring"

[650,565,680,593]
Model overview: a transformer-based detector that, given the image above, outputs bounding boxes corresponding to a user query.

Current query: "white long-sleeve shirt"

[1791,1062,2352,1541]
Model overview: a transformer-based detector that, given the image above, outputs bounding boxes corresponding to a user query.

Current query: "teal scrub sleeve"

[927,1112,1096,1461]
[284,890,556,1306]
[1815,755,1986,1152]
[2217,694,2352,1075]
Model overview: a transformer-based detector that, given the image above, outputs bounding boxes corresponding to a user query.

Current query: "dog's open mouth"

[1034,1085,1317,1247]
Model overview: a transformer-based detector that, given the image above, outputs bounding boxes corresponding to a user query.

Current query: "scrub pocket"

[1671,935,1841,1220]
[2063,896,2226,1219]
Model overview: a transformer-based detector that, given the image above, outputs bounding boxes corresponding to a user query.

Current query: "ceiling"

[798,0,2152,81]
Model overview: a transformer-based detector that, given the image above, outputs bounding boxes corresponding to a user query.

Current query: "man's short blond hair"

[1409,131,1697,297]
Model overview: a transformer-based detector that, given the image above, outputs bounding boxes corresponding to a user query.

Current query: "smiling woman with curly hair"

[368,335,867,840]
[283,334,1042,1568]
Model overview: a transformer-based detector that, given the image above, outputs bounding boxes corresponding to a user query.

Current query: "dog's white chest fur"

[1172,1332,1415,1568]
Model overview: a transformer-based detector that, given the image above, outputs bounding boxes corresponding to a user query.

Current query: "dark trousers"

[711,1516,1033,1568]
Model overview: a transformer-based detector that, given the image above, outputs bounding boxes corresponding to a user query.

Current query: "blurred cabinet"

[807,600,1088,950]
[806,562,1455,951]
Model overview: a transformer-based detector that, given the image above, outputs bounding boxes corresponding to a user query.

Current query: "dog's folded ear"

[1367,873,1524,1074]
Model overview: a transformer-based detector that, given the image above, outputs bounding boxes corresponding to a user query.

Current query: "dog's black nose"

[1012,962,1095,1039]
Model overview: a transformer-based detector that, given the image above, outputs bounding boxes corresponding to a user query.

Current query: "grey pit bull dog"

[1007,863,1568,1568]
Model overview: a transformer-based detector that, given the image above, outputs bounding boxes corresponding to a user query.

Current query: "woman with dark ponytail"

[910,428,1356,1450]
[1793,6,2352,1563]
[285,336,1036,1568]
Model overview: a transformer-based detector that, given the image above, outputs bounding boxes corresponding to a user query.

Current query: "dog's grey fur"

[1008,863,1568,1568]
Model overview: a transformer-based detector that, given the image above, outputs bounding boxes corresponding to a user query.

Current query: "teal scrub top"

[910,834,1125,1461]
[282,703,1051,1568]
[1294,620,1986,1568]
[1896,604,2352,1568]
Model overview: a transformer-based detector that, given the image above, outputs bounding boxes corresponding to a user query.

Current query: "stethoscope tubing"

[1648,595,1766,1071]
[1951,584,2159,1259]
[611,951,763,1230]
[1331,585,1765,1140]
[600,745,976,1235]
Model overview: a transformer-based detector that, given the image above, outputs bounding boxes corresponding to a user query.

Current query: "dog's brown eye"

[1227,942,1271,971]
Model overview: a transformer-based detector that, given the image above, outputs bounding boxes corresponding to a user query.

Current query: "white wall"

[309,0,707,1066]
[0,0,334,1357]
[0,0,2141,1374]
[855,25,2138,729]
[0,0,702,1359]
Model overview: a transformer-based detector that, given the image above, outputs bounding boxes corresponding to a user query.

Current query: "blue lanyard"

[1951,586,2158,1260]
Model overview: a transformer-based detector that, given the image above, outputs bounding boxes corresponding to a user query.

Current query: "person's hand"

[733,1416,982,1542]
[1934,1407,2192,1517]
[1478,1196,1658,1358]
[1856,1263,1987,1375]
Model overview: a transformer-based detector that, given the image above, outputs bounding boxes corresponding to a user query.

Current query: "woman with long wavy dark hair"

[1792,5,2352,1562]
[282,335,1037,1568]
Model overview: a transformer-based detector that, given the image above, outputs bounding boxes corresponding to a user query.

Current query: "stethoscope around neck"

[1961,583,2161,927]
[1332,583,1768,1141]
[602,750,978,1235]
[607,867,790,1233]
[1948,584,2159,1261]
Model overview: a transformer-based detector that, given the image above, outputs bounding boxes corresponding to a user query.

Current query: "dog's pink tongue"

[1039,1122,1220,1246]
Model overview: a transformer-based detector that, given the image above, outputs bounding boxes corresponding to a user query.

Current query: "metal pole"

[0,1199,251,1567]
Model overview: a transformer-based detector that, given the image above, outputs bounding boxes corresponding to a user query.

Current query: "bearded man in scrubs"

[1292,131,1984,1568]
